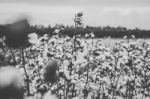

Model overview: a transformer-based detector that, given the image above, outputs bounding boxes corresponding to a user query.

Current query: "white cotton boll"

[63,60,69,66]
[54,29,60,34]
[34,93,42,99]
[19,68,25,76]
[85,34,89,38]
[43,92,57,99]
[90,33,95,38]
[25,96,34,99]
[28,33,38,40]
[28,33,41,46]
[42,34,49,40]
[80,41,86,47]
[131,35,135,38]
[123,35,127,39]
[0,66,23,87]
[29,39,41,46]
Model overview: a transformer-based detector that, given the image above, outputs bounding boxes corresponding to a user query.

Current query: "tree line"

[0,24,150,38]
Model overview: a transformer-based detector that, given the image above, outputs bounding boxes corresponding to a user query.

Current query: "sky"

[0,0,150,29]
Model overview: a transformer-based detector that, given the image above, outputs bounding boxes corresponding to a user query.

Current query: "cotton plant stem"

[74,15,77,53]
[84,54,90,99]
[73,14,78,61]
[21,48,30,96]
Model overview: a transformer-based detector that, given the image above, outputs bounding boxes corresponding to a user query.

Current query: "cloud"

[0,3,84,25]
[1,0,150,6]
[84,6,150,29]
[0,1,150,29]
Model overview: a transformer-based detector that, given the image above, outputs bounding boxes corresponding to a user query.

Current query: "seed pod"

[43,61,59,83]
[77,12,83,17]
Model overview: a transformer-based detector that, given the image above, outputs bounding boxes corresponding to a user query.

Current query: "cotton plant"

[1,20,150,99]
[23,35,150,98]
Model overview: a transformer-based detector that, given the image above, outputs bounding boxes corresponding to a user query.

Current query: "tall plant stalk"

[74,14,77,54]
[21,48,30,96]
[73,12,83,60]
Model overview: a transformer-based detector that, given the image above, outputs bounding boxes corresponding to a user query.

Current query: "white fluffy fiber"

[0,66,23,88]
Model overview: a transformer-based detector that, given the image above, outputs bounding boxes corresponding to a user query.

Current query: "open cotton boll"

[0,66,23,87]
[54,29,60,34]
[28,33,41,46]
[24,96,34,99]
[28,39,41,46]
[43,92,57,99]
[28,33,38,40]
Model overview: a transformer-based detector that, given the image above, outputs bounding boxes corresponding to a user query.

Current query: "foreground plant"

[0,66,24,99]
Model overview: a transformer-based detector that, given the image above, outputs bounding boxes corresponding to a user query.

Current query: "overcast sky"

[0,0,150,29]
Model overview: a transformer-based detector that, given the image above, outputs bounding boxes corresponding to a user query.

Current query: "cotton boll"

[54,29,60,34]
[85,34,89,38]
[43,92,57,99]
[28,33,38,40]
[34,93,42,99]
[28,33,41,46]
[0,66,23,87]
[90,32,95,38]
[28,39,40,46]
[24,96,34,99]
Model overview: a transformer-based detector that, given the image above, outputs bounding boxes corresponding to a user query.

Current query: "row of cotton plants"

[0,18,150,99]
[1,29,150,99]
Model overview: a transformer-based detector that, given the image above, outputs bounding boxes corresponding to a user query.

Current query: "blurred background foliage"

[1,24,150,38]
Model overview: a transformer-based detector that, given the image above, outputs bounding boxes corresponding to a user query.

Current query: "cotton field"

[0,31,150,99]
